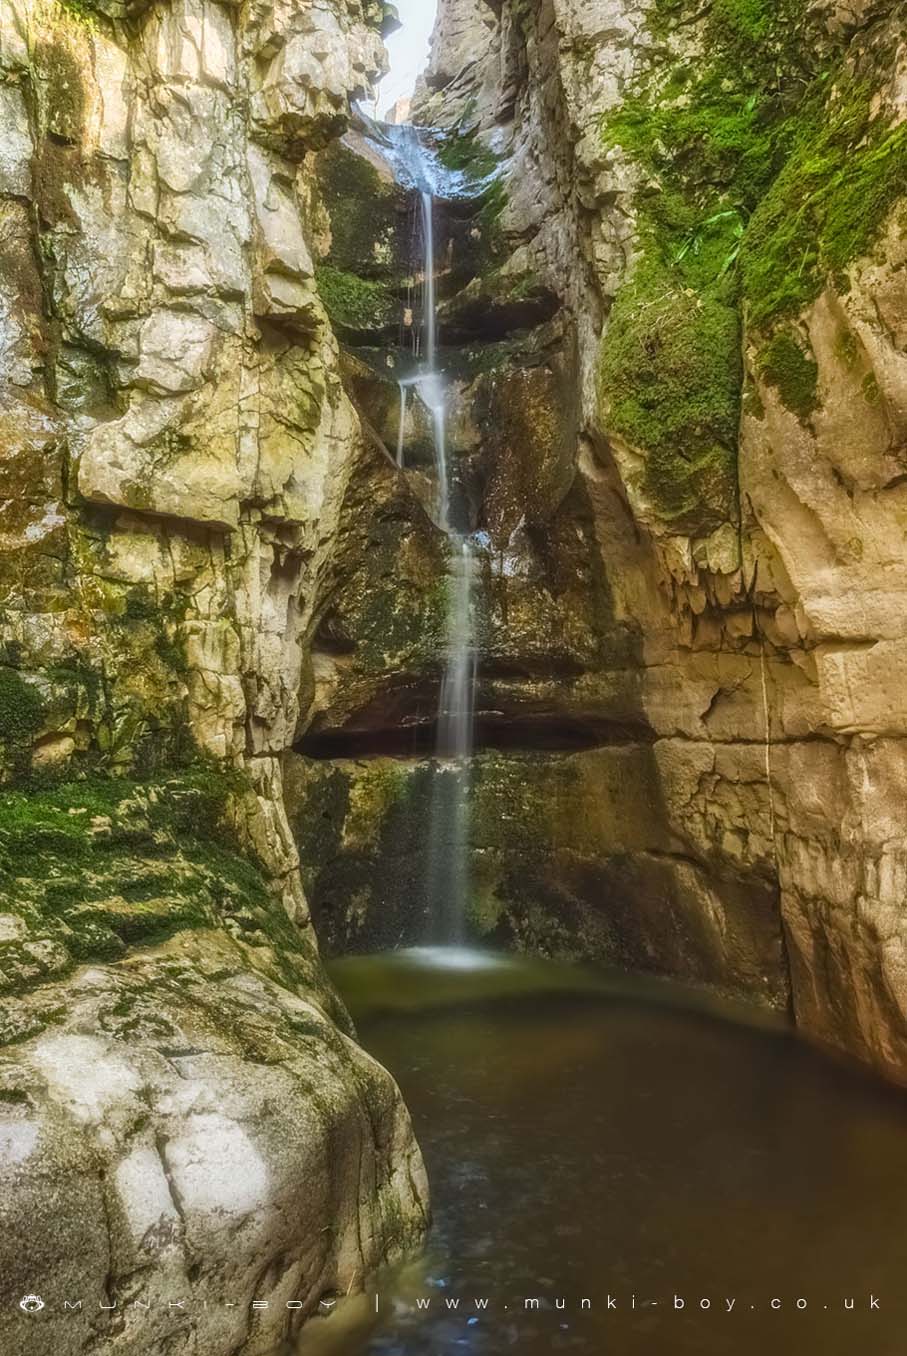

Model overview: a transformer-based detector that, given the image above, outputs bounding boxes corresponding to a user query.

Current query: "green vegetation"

[57,0,99,23]
[600,0,906,506]
[599,257,741,529]
[742,78,907,328]
[317,142,402,279]
[316,265,397,334]
[0,766,279,983]
[0,669,45,781]
[601,0,820,514]
[435,122,508,278]
[437,128,499,180]
[757,331,819,423]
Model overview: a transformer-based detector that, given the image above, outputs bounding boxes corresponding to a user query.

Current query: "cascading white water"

[420,192,436,371]
[366,115,478,943]
[420,174,477,943]
[416,371,449,529]
[427,536,478,943]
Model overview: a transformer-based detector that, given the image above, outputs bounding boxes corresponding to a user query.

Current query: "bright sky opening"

[376,0,439,118]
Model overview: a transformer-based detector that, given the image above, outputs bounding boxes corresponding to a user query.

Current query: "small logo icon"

[19,1295,45,1314]
[319,1298,337,1312]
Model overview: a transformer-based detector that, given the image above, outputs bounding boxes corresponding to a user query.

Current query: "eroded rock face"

[286,0,907,1083]
[285,749,786,1004]
[0,0,427,1347]
[0,932,427,1356]
[403,0,907,1082]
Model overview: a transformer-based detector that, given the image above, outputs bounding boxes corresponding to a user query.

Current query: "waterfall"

[427,538,477,943]
[421,179,476,944]
[420,193,436,371]
[378,117,478,945]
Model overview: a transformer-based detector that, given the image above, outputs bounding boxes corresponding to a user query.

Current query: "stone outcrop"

[0,0,427,1349]
[6,0,907,1336]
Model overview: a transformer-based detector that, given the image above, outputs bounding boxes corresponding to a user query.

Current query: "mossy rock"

[440,268,559,342]
[599,257,741,533]
[741,73,907,329]
[757,330,819,422]
[0,670,46,783]
[0,766,323,997]
[316,266,399,338]
[598,0,906,530]
[317,140,407,281]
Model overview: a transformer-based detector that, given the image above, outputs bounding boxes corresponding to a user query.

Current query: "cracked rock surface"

[0,0,427,1349]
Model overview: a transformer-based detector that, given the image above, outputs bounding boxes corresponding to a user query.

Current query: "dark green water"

[296,949,907,1355]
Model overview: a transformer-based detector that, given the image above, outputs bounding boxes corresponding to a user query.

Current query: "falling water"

[416,371,449,529]
[427,536,477,944]
[373,119,477,944]
[420,193,436,371]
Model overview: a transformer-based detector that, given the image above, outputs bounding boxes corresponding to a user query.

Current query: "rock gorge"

[1,0,907,1350]
[294,0,907,1084]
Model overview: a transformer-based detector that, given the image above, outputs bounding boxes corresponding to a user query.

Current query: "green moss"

[0,669,45,781]
[57,0,99,23]
[836,325,859,369]
[741,78,907,329]
[39,39,87,144]
[600,0,826,528]
[599,0,905,520]
[316,265,397,334]
[318,143,403,280]
[437,129,499,181]
[121,586,189,678]
[0,764,292,991]
[599,253,741,530]
[0,670,45,748]
[123,588,156,623]
[757,331,819,422]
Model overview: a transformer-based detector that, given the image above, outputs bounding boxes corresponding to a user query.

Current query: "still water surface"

[294,949,907,1355]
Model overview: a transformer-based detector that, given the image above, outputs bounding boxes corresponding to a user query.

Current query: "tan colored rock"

[0,0,427,1347]
[0,933,428,1356]
[408,0,907,1086]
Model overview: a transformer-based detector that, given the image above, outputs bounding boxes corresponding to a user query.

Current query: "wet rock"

[405,0,907,1085]
[285,748,788,1007]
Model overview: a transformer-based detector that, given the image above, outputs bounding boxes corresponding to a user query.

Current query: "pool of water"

[293,949,907,1355]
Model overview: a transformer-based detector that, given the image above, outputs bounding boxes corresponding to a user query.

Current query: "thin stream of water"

[370,115,478,944]
[396,382,407,467]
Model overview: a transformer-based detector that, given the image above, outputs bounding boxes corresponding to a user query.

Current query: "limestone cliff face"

[0,0,427,1349]
[409,0,907,1081]
[277,0,907,1086]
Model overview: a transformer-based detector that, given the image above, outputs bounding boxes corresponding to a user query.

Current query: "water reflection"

[291,950,907,1355]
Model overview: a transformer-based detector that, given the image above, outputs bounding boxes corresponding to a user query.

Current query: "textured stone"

[0,0,427,1346]
[410,0,907,1085]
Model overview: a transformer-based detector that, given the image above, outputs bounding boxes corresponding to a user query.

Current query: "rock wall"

[407,0,907,1083]
[0,0,428,1350]
[280,0,907,1087]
